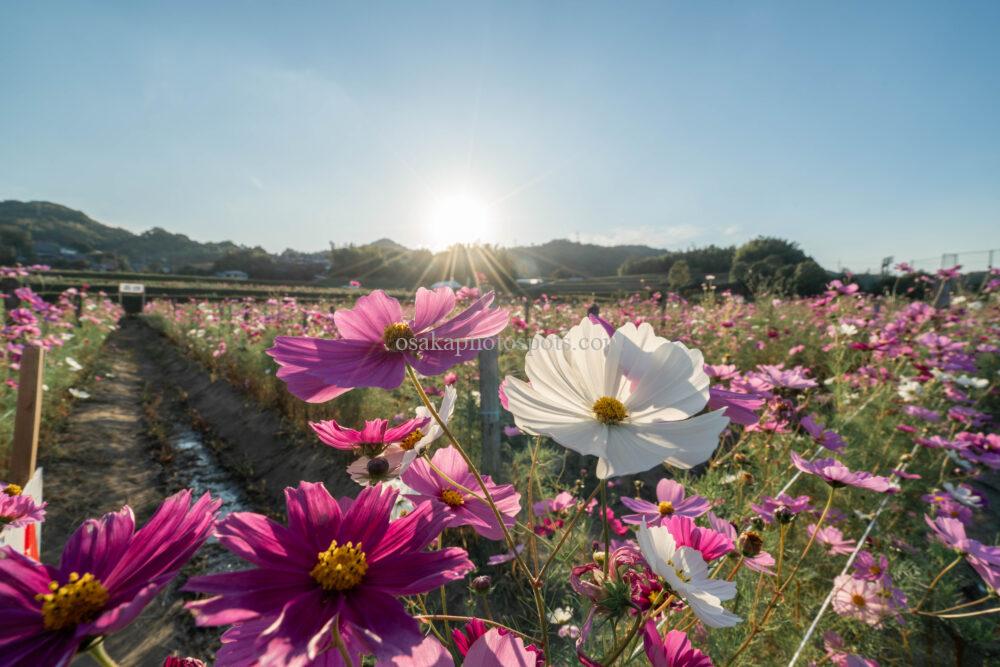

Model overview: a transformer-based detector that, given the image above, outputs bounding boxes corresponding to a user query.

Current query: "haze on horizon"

[2,1,999,273]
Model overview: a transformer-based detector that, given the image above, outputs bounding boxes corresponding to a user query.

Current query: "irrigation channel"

[37,318,356,666]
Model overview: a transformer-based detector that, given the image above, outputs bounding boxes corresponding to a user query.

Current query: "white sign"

[0,467,43,560]
[118,283,145,294]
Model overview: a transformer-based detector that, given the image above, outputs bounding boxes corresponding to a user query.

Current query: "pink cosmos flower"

[750,493,812,525]
[267,287,508,402]
[310,416,430,453]
[533,491,576,517]
[925,515,1000,592]
[831,574,888,627]
[790,452,894,492]
[163,658,206,667]
[800,414,847,452]
[452,619,544,666]
[402,446,521,540]
[707,512,775,575]
[753,364,818,391]
[185,482,470,665]
[0,490,218,665]
[852,551,890,583]
[642,623,713,667]
[707,388,765,426]
[0,483,46,529]
[808,524,857,556]
[621,479,710,526]
[662,514,733,562]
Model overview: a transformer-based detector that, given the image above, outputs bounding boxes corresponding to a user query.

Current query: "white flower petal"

[627,410,728,469]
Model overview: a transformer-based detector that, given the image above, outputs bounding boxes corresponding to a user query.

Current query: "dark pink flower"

[185,482,470,665]
[453,619,543,666]
[309,416,429,453]
[621,479,710,526]
[663,515,733,562]
[0,490,218,665]
[750,493,812,525]
[402,446,521,540]
[163,657,206,667]
[707,512,775,576]
[707,388,764,426]
[800,414,847,452]
[267,288,508,402]
[642,622,713,667]
[790,452,894,492]
[0,483,46,529]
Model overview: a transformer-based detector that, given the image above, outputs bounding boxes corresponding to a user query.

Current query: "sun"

[426,193,494,250]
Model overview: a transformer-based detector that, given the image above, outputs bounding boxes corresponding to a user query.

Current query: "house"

[216,270,249,280]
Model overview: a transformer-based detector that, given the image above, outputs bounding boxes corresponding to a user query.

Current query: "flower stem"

[86,642,120,667]
[726,486,835,666]
[601,479,610,577]
[405,364,549,663]
[914,554,964,612]
[923,594,993,614]
[918,606,1000,619]
[332,622,356,667]
[534,483,602,582]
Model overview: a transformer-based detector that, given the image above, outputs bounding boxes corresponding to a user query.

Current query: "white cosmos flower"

[637,521,741,628]
[504,318,728,479]
[64,356,83,372]
[943,482,983,508]
[398,384,457,474]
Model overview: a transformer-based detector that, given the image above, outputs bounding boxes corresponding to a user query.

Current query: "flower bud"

[738,531,764,558]
[774,506,795,524]
[750,516,765,531]
[366,457,390,477]
[471,575,492,592]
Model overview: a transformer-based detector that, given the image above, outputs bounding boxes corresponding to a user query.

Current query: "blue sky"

[2,1,999,272]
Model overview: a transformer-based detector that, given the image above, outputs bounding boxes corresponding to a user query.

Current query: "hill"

[508,239,662,278]
[0,200,241,271]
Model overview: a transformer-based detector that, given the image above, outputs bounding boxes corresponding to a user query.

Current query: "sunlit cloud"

[579,224,702,249]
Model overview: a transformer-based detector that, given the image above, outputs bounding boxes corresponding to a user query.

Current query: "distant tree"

[667,259,692,290]
[790,259,828,295]
[731,237,809,292]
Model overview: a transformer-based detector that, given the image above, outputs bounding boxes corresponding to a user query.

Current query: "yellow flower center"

[440,489,465,508]
[870,565,882,576]
[383,322,415,351]
[399,429,424,451]
[3,484,22,497]
[657,501,675,516]
[310,540,368,592]
[592,396,627,425]
[851,593,867,608]
[35,572,109,631]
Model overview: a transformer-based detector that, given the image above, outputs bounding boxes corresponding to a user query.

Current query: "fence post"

[478,338,502,479]
[10,345,44,485]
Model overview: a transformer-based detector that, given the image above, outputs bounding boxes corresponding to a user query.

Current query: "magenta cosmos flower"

[642,623,713,667]
[707,387,764,426]
[453,619,544,666]
[925,515,1000,592]
[185,482,471,665]
[707,512,775,576]
[267,287,509,402]
[621,479,710,526]
[799,414,846,452]
[310,416,430,454]
[750,493,813,525]
[0,490,218,666]
[790,452,894,492]
[402,446,521,541]
[0,482,46,529]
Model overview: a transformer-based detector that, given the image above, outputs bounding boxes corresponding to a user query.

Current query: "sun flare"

[426,193,494,250]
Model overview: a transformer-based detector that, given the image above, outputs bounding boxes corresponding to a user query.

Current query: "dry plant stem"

[405,365,550,663]
[726,486,836,666]
[332,622,356,667]
[416,615,542,645]
[918,606,1000,619]
[776,523,789,580]
[924,594,993,614]
[414,595,447,644]
[913,555,964,612]
[534,483,603,583]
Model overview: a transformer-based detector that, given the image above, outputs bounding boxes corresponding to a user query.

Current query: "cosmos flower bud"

[472,575,492,592]
[774,506,795,524]
[750,516,765,531]
[366,457,390,477]
[738,531,764,558]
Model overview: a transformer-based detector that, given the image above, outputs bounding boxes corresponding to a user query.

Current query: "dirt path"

[37,318,358,666]
[40,320,210,665]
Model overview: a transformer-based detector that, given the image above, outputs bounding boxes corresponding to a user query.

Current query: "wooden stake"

[10,345,44,485]
[478,338,502,478]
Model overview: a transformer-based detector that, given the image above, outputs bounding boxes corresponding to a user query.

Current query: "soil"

[38,318,357,666]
